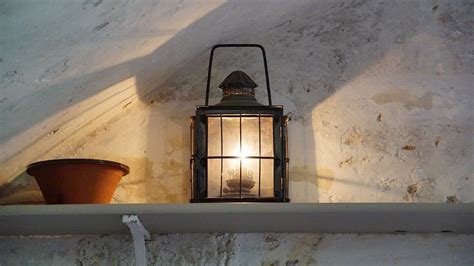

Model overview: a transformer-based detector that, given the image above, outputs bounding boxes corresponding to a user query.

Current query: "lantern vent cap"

[218,70,258,89]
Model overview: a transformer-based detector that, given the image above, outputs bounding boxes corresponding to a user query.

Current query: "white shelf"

[0,203,472,235]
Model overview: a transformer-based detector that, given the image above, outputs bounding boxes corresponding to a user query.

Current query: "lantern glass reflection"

[207,116,274,198]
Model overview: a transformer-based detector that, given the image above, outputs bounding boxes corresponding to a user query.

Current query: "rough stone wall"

[1,233,473,265]
[2,0,472,204]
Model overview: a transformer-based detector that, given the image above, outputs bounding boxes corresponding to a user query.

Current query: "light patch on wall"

[0,77,140,183]
[289,164,334,192]
[316,168,335,192]
[113,157,152,203]
[71,1,227,76]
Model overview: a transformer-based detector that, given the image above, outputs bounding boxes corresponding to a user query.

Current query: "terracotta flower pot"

[26,159,129,204]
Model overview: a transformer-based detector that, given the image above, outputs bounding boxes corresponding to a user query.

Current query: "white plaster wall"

[1,233,473,265]
[1,1,473,265]
[2,0,472,204]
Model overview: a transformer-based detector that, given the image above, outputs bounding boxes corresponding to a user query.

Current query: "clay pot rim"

[26,159,130,175]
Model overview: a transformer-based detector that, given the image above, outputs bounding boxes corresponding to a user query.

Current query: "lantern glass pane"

[207,159,221,198]
[207,117,221,157]
[222,158,240,197]
[260,159,274,197]
[241,117,259,157]
[222,117,240,156]
[222,158,259,198]
[204,114,276,200]
[261,117,273,157]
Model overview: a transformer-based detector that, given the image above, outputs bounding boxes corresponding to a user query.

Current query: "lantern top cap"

[218,70,258,89]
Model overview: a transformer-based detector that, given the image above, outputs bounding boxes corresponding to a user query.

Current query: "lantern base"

[190,197,290,203]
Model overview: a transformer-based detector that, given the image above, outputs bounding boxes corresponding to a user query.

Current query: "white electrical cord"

[122,215,151,266]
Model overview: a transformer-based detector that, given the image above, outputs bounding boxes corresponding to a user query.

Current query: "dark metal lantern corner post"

[190,44,289,203]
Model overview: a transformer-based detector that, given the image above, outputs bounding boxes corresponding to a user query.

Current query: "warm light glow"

[207,116,274,198]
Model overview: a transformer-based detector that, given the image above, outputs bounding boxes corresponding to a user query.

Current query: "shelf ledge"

[0,203,473,235]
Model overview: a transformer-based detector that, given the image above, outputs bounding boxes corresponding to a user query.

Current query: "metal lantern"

[190,44,289,202]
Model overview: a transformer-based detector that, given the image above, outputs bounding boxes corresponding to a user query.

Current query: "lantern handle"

[205,44,272,106]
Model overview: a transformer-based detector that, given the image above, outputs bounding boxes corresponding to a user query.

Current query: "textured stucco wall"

[1,233,473,265]
[1,0,472,204]
[1,0,473,204]
[1,0,473,265]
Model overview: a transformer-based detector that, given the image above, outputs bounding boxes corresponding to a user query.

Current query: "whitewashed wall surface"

[0,0,473,265]
[1,0,473,204]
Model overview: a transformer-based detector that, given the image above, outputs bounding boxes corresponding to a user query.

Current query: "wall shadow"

[1,0,447,203]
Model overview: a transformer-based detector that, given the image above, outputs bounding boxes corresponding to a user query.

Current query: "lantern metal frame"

[190,44,289,203]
